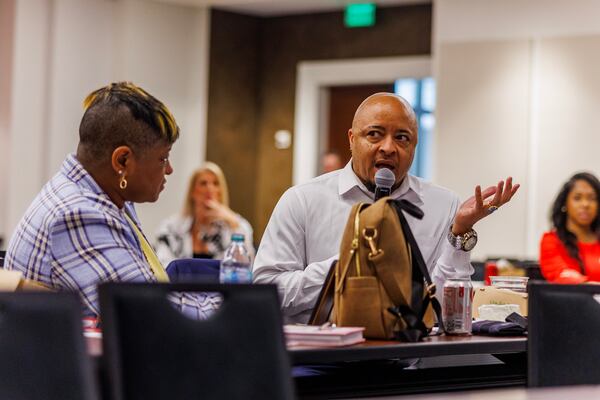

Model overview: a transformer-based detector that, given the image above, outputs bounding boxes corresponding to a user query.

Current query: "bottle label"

[219,262,252,284]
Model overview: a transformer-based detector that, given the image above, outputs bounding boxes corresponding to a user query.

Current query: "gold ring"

[487,205,499,214]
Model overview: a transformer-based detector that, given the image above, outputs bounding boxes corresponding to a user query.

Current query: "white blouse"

[153,213,254,268]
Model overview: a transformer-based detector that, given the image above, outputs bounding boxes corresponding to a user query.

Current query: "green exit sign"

[345,3,376,28]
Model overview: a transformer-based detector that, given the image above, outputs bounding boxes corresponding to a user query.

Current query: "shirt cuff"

[437,239,473,277]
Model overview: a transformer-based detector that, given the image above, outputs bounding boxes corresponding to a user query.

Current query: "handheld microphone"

[374,168,395,202]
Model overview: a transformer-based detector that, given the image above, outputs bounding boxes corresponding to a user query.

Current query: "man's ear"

[348,129,355,149]
[111,146,133,174]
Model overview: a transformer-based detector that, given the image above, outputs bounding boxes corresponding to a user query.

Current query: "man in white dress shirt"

[253,93,519,324]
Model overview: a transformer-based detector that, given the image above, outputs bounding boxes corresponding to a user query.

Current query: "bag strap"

[392,199,445,334]
[308,260,337,325]
[336,203,369,294]
[369,249,430,341]
[364,200,431,341]
[366,250,426,341]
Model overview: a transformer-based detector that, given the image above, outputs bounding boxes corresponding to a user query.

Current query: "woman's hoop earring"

[119,170,128,190]
[561,206,567,213]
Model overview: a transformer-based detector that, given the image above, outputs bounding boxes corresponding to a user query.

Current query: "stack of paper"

[284,325,365,348]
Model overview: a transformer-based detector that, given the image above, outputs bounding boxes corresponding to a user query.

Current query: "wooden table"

[290,335,527,399]
[86,333,527,399]
[291,334,526,364]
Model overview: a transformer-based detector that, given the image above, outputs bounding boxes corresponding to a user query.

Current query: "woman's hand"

[204,200,240,229]
[452,177,520,235]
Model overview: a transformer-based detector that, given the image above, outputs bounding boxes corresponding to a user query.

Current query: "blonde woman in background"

[154,162,254,266]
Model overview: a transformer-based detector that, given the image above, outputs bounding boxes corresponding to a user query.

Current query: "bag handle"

[393,199,424,219]
[392,199,445,334]
[335,203,369,294]
[309,260,337,325]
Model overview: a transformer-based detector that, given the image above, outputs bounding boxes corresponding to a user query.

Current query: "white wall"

[435,40,531,260]
[534,36,600,248]
[433,0,600,260]
[434,0,600,43]
[3,0,210,243]
[116,0,210,234]
[6,0,53,243]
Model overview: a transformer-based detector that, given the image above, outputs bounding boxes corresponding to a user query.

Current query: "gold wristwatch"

[447,226,478,252]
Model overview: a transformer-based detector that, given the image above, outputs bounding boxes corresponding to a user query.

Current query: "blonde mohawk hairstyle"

[83,82,179,143]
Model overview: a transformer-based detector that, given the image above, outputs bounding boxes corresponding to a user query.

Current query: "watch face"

[463,236,477,251]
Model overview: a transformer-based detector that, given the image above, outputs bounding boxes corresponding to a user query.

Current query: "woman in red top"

[540,172,600,283]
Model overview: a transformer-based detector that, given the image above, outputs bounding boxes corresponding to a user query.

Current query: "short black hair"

[78,82,179,164]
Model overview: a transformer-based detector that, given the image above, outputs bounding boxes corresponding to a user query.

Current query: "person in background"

[254,92,520,323]
[321,151,344,174]
[154,162,253,267]
[4,82,219,318]
[540,172,600,283]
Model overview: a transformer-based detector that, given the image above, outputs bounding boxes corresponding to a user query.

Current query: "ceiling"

[151,0,430,17]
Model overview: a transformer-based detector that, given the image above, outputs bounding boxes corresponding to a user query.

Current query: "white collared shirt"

[253,161,473,323]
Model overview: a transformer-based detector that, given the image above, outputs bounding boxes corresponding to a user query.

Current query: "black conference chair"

[0,292,98,400]
[520,260,544,281]
[529,282,600,387]
[471,260,485,281]
[100,283,296,400]
[166,258,220,283]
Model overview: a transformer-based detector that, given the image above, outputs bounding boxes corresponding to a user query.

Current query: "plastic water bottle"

[219,233,252,283]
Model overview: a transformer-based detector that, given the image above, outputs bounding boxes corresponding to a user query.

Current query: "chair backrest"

[471,261,485,281]
[520,260,544,281]
[0,292,98,400]
[529,282,600,387]
[165,258,220,283]
[100,283,295,400]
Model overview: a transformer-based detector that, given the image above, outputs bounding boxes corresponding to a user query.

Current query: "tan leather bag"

[311,198,443,341]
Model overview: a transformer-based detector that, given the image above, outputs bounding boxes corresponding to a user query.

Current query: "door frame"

[293,55,431,184]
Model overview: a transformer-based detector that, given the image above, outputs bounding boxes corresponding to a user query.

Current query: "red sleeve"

[539,231,587,284]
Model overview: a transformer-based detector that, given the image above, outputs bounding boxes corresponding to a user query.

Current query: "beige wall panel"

[533,35,600,249]
[6,0,54,238]
[47,0,116,178]
[435,41,531,260]
[117,0,210,237]
[3,0,210,242]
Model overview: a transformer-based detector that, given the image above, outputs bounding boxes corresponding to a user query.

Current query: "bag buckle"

[362,228,382,258]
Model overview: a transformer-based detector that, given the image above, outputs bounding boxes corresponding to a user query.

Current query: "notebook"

[284,324,365,348]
